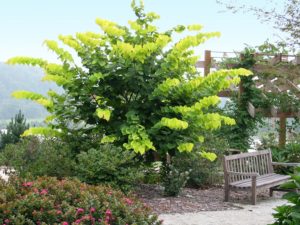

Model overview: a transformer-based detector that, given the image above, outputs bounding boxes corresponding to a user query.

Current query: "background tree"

[217,0,300,50]
[7,1,251,161]
[0,110,29,149]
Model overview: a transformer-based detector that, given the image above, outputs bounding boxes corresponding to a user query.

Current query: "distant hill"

[0,63,60,120]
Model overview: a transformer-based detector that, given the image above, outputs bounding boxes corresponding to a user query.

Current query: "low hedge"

[0,176,162,225]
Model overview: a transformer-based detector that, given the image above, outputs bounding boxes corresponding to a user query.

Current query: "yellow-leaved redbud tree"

[7,1,252,161]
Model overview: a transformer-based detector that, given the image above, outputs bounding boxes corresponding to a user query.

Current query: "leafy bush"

[0,110,29,149]
[143,161,162,184]
[172,152,222,188]
[0,137,75,178]
[269,145,299,174]
[162,164,190,196]
[171,135,227,188]
[271,167,300,225]
[259,133,300,174]
[281,142,300,162]
[0,176,161,225]
[76,144,143,192]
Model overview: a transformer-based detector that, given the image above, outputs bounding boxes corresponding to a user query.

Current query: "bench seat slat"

[230,173,290,189]
[230,173,274,186]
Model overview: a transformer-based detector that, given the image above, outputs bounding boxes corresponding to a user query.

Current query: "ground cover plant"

[0,176,161,225]
[271,167,300,225]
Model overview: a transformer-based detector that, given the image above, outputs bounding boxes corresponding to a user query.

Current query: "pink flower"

[22,182,33,187]
[40,189,48,195]
[105,209,112,216]
[62,222,68,225]
[76,208,84,214]
[105,209,112,223]
[125,198,133,205]
[90,207,96,213]
[4,219,9,224]
[81,215,90,221]
[75,219,81,224]
[56,210,62,215]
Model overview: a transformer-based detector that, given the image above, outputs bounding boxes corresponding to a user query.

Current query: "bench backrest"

[223,150,273,183]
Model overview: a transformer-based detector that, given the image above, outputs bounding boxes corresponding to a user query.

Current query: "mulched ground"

[134,184,283,214]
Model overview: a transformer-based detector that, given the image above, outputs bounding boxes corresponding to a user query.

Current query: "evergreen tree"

[0,110,29,149]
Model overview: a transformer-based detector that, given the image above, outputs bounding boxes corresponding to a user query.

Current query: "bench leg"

[251,177,257,205]
[251,191,257,205]
[269,188,274,197]
[224,186,230,202]
[251,187,257,205]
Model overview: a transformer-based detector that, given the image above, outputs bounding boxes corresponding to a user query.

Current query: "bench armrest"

[227,171,259,177]
[272,162,300,167]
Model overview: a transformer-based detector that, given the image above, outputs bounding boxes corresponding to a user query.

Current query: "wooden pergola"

[196,50,300,147]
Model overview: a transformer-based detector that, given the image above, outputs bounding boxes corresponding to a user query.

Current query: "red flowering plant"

[0,177,162,225]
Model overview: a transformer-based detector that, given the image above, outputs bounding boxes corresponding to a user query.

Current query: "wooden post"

[223,156,230,202]
[251,176,257,205]
[279,115,287,147]
[204,50,211,76]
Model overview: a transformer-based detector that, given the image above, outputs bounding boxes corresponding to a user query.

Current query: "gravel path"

[159,198,286,225]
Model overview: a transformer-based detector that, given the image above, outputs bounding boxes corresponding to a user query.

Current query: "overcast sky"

[0,0,283,62]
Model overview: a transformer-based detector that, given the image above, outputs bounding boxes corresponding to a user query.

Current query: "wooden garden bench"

[223,150,300,205]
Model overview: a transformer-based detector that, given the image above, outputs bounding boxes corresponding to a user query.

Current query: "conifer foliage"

[0,110,29,149]
[7,1,252,159]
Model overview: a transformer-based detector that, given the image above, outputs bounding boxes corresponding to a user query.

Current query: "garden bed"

[135,184,283,214]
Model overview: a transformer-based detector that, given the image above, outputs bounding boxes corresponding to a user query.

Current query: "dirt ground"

[135,184,284,214]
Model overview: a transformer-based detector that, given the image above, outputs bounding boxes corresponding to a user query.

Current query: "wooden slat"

[239,158,244,180]
[267,152,274,173]
[230,173,275,186]
[224,150,270,160]
[261,154,266,174]
[230,174,290,188]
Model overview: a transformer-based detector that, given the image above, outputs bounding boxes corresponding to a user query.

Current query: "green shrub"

[172,152,222,188]
[143,161,162,184]
[270,143,300,174]
[281,142,300,162]
[259,133,300,174]
[260,132,300,163]
[0,137,75,178]
[162,164,190,196]
[171,135,226,188]
[271,167,300,225]
[0,176,161,225]
[76,144,143,192]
